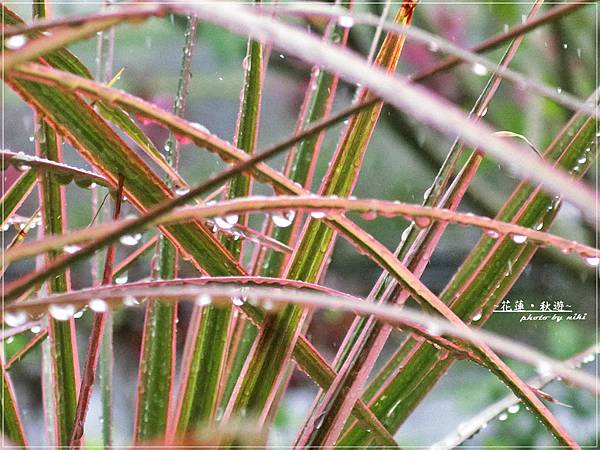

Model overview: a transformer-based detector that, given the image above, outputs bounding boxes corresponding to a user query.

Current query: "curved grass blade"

[6,196,598,267]
[16,61,594,228]
[7,283,598,395]
[1,150,110,190]
[5,4,598,217]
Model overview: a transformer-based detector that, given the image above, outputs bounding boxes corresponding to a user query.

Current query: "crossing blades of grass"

[338,91,598,448]
[223,1,418,433]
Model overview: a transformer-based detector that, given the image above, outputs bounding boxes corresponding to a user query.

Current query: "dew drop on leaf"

[310,211,326,219]
[89,298,108,312]
[498,412,508,421]
[48,304,76,321]
[64,244,81,254]
[338,15,355,28]
[471,63,488,76]
[4,311,28,327]
[584,255,599,267]
[272,211,295,228]
[6,35,27,49]
[115,273,128,285]
[486,229,500,239]
[415,216,431,228]
[175,186,190,196]
[120,233,142,246]
[507,404,520,414]
[195,294,212,306]
[511,234,527,244]
[215,214,239,230]
[123,296,139,306]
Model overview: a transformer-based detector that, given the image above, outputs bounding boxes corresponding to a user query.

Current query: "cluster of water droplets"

[119,233,143,246]
[1,213,42,232]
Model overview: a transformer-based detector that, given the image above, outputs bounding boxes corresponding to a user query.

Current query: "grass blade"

[0,169,36,227]
[138,16,197,443]
[173,10,262,436]
[35,111,80,448]
[8,283,598,395]
[1,363,27,446]
[224,2,417,431]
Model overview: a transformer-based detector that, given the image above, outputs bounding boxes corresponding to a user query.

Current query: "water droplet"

[472,311,483,322]
[577,156,587,164]
[190,122,210,134]
[471,63,488,76]
[272,211,295,228]
[582,353,595,363]
[401,226,411,242]
[89,298,108,312]
[310,211,326,219]
[30,325,41,334]
[425,322,441,336]
[279,54,285,59]
[175,186,190,196]
[584,255,599,267]
[535,362,553,377]
[115,273,128,285]
[508,404,520,414]
[4,311,28,327]
[338,16,354,28]
[119,233,142,246]
[511,234,527,244]
[6,35,27,50]
[215,214,239,230]
[48,304,76,321]
[562,43,568,49]
[498,412,508,421]
[63,244,81,254]
[557,87,562,94]
[232,297,245,306]
[428,41,439,52]
[195,294,212,306]
[123,296,139,306]
[486,229,500,239]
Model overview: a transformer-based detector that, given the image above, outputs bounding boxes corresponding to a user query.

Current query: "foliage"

[1,1,598,448]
